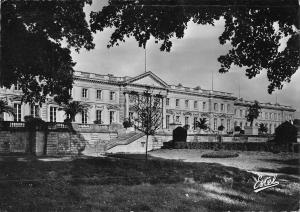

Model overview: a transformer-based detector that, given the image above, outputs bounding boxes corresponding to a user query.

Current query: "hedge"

[163,141,300,153]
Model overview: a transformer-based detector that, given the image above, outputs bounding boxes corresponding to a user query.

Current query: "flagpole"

[211,70,214,91]
[144,43,147,73]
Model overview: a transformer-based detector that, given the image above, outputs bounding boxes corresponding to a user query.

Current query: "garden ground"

[0,150,299,211]
[149,149,300,177]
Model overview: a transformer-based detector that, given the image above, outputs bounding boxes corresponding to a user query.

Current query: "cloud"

[71,6,299,112]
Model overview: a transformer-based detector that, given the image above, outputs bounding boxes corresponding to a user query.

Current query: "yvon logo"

[253,174,279,193]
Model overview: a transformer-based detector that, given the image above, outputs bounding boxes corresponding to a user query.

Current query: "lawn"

[0,154,299,211]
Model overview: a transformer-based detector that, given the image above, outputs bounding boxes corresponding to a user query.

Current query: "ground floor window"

[82,110,88,124]
[193,117,198,130]
[166,115,170,129]
[213,118,217,131]
[185,116,189,126]
[50,106,57,122]
[96,110,102,122]
[30,104,39,118]
[14,103,22,122]
[110,111,115,124]
[176,116,180,123]
[129,112,134,121]
[227,119,231,132]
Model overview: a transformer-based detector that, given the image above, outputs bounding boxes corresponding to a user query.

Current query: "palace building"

[0,71,295,134]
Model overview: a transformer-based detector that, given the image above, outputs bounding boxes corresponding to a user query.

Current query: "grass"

[0,154,299,211]
[201,150,239,158]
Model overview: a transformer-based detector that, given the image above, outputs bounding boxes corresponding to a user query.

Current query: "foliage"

[173,127,187,142]
[196,118,207,130]
[94,119,103,124]
[90,0,299,93]
[258,123,268,134]
[234,126,241,131]
[123,119,133,129]
[183,124,190,130]
[59,101,90,122]
[218,125,225,131]
[245,101,261,126]
[130,91,163,136]
[0,99,15,117]
[274,121,297,144]
[24,115,47,130]
[2,0,94,104]
[201,151,239,158]
[129,90,163,160]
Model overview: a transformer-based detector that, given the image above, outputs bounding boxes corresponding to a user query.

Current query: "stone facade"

[0,71,295,134]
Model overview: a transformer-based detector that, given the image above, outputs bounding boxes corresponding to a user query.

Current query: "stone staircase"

[104,131,145,151]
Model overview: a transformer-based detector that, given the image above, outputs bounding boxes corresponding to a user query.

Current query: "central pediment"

[125,71,170,89]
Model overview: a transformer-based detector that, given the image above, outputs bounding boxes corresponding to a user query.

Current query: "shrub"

[258,123,268,134]
[94,119,103,124]
[122,119,133,129]
[234,126,241,131]
[274,121,297,144]
[173,127,187,142]
[201,151,239,158]
[24,115,47,130]
[218,125,225,131]
[183,124,190,130]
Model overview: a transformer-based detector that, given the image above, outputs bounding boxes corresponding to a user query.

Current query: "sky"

[70,0,300,114]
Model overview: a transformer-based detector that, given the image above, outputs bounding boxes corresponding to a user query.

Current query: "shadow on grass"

[257,167,300,176]
[260,158,300,166]
[0,155,299,211]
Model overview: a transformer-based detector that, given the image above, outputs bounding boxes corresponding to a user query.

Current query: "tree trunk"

[145,134,149,162]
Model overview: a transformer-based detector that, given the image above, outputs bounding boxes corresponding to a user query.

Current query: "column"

[125,93,129,119]
[162,97,166,128]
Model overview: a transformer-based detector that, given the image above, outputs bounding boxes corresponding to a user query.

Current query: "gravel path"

[149,149,300,177]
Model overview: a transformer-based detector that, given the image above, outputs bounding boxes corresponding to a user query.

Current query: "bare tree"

[129,89,163,161]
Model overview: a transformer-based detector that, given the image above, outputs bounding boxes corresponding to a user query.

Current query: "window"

[265,112,268,119]
[221,119,224,127]
[81,110,88,124]
[82,88,88,98]
[234,109,237,116]
[176,99,180,107]
[227,104,230,113]
[166,115,170,129]
[166,98,170,106]
[96,90,102,99]
[221,104,224,112]
[110,111,115,124]
[193,117,198,129]
[129,112,134,120]
[185,100,189,108]
[213,118,217,131]
[240,109,243,117]
[176,116,180,123]
[110,91,116,101]
[194,101,198,109]
[270,113,273,120]
[15,83,21,91]
[30,105,39,118]
[96,110,102,122]
[214,103,218,111]
[185,116,189,126]
[227,119,231,131]
[14,104,22,122]
[50,106,57,122]
[202,102,206,111]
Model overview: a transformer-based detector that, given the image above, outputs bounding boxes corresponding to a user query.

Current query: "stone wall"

[0,131,30,154]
